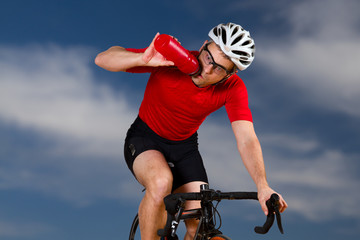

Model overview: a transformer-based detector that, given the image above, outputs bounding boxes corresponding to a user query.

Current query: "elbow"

[94,53,118,72]
[237,135,260,153]
[94,47,127,72]
[94,53,104,68]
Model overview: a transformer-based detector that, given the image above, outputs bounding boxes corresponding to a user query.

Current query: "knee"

[147,175,173,204]
[185,219,199,239]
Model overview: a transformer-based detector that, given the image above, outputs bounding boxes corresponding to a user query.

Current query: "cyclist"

[95,23,288,240]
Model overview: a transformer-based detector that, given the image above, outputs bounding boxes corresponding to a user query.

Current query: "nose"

[203,63,214,74]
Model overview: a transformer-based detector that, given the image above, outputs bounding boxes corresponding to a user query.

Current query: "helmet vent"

[231,27,239,37]
[231,35,244,45]
[221,27,227,44]
[213,28,219,37]
[242,40,251,46]
[232,50,250,58]
[240,60,250,66]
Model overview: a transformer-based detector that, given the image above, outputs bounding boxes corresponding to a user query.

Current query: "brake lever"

[254,194,284,234]
[274,204,284,234]
[158,196,186,238]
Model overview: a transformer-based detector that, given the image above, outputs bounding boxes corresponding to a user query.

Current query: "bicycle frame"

[193,194,220,239]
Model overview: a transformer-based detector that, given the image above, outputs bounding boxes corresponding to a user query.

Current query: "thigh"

[133,150,173,190]
[173,181,207,210]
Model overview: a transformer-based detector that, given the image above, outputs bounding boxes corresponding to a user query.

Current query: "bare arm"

[95,33,174,72]
[95,46,143,72]
[232,120,287,215]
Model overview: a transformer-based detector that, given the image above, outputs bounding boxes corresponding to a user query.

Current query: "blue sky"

[1,0,359,239]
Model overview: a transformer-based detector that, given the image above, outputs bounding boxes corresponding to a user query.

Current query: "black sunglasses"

[201,43,231,76]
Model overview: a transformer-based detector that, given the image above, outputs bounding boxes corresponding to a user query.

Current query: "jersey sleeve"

[125,47,155,73]
[225,78,253,123]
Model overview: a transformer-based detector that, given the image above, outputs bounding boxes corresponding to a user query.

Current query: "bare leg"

[133,150,173,240]
[173,181,207,240]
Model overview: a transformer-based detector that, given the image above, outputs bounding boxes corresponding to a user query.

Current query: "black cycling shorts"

[124,116,208,191]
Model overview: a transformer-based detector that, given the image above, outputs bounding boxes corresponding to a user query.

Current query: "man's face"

[192,42,235,88]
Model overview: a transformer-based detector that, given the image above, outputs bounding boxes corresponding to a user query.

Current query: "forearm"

[231,121,269,190]
[95,46,145,72]
[232,121,288,214]
[237,137,269,190]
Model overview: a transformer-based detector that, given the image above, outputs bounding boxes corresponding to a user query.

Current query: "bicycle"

[129,184,284,240]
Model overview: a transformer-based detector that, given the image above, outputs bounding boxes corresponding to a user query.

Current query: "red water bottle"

[154,34,200,75]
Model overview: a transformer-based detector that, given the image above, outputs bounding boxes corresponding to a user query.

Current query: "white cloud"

[0,44,142,205]
[0,220,55,237]
[256,0,360,117]
[0,44,136,157]
[262,137,360,221]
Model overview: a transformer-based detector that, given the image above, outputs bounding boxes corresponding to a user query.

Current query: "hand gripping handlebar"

[254,193,284,234]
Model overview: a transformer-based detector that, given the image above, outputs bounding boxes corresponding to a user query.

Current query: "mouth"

[192,72,203,79]
[197,70,205,78]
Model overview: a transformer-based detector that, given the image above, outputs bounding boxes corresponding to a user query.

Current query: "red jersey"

[126,48,252,141]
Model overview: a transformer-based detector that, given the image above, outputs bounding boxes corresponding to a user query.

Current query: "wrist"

[137,52,148,66]
[256,181,269,191]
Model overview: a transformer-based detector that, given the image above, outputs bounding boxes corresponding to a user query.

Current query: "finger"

[283,200,288,212]
[164,60,175,66]
[279,199,288,213]
[160,59,175,66]
[142,49,153,63]
[148,32,160,51]
[152,32,160,43]
[169,35,180,44]
[261,201,268,216]
[199,40,208,52]
[143,33,160,63]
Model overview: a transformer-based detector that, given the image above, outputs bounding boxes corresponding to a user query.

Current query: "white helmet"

[208,23,255,71]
